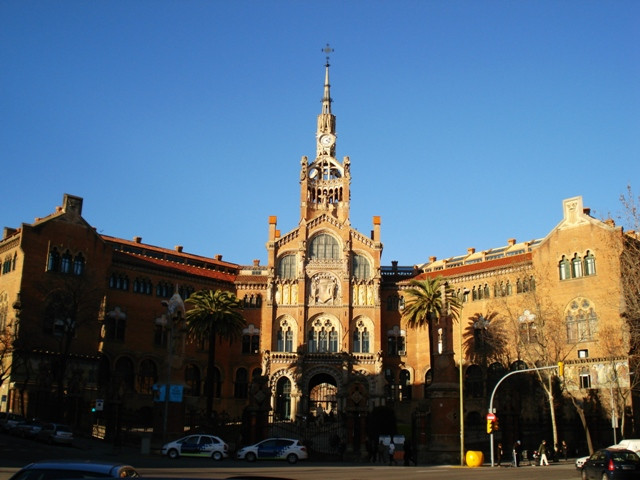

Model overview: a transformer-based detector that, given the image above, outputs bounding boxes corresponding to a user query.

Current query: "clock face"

[319,134,334,147]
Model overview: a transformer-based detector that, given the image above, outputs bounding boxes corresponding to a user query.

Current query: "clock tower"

[299,51,351,224]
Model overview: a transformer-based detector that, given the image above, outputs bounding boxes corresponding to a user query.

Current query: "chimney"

[253,259,260,267]
[467,247,475,255]
[583,207,591,216]
[391,260,398,272]
[174,245,183,252]
[429,256,437,263]
[508,238,516,246]
[214,254,223,261]
[133,236,142,243]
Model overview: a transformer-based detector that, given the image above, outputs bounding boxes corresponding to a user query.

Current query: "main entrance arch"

[308,372,338,419]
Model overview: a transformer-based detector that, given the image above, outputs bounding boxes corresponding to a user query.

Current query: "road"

[0,433,581,480]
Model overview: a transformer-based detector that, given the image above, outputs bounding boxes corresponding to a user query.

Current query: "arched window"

[584,251,596,276]
[559,255,571,280]
[566,297,598,343]
[309,234,340,260]
[423,369,433,398]
[60,250,72,273]
[276,319,295,352]
[510,360,528,371]
[307,316,340,353]
[105,306,127,341]
[387,325,406,356]
[114,356,135,392]
[278,254,296,279]
[352,254,371,280]
[399,369,412,401]
[47,247,60,272]
[483,284,490,298]
[137,359,157,394]
[242,324,260,354]
[465,364,484,398]
[506,281,513,295]
[184,364,201,396]
[73,253,85,275]
[234,368,249,399]
[353,319,371,353]
[275,377,292,420]
[571,254,583,278]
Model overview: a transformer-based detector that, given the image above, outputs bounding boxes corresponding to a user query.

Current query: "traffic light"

[486,419,493,434]
[558,361,564,377]
[493,416,499,431]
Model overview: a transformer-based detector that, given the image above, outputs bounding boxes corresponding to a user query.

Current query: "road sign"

[95,399,104,411]
[486,412,495,421]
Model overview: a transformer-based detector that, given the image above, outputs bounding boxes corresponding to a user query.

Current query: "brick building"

[1,57,637,459]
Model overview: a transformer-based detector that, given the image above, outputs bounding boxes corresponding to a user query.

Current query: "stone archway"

[308,372,338,421]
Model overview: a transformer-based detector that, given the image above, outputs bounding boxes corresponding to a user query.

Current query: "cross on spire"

[322,43,334,65]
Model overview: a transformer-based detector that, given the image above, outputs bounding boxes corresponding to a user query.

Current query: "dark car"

[581,448,640,480]
[10,419,44,438]
[8,460,139,480]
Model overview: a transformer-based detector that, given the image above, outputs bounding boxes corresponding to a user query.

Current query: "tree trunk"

[569,393,594,455]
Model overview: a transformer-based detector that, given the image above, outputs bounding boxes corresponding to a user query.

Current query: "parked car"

[36,422,74,445]
[161,434,228,460]
[10,419,44,438]
[580,448,640,480]
[8,460,139,480]
[0,412,26,432]
[577,441,640,471]
[236,437,308,464]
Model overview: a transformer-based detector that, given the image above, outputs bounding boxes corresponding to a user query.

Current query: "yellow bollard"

[465,450,484,467]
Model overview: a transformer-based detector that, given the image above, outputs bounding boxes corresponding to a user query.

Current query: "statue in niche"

[367,285,374,305]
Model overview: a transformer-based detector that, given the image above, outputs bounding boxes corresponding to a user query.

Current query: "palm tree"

[403,277,461,369]
[463,311,508,367]
[185,289,246,419]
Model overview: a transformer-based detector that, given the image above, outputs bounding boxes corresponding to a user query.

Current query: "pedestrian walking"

[562,440,568,461]
[538,440,549,466]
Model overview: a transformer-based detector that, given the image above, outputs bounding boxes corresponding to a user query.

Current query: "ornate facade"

[0,55,637,459]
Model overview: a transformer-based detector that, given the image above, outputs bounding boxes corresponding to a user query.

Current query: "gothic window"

[234,368,249,399]
[510,360,528,371]
[387,296,397,310]
[242,324,260,354]
[109,273,129,291]
[559,255,571,280]
[307,317,340,353]
[60,250,72,273]
[506,281,512,295]
[353,319,371,353]
[487,362,506,393]
[566,297,598,343]
[47,247,60,272]
[399,370,412,401]
[184,364,201,396]
[483,284,490,298]
[352,254,371,280]
[518,309,537,344]
[276,321,294,353]
[387,325,406,356]
[178,285,194,300]
[309,234,340,260]
[275,377,292,420]
[385,369,397,402]
[278,254,296,279]
[516,279,522,293]
[584,251,596,276]
[423,369,433,398]
[571,254,583,278]
[137,359,157,394]
[156,282,171,298]
[73,253,85,275]
[472,286,478,301]
[105,307,127,341]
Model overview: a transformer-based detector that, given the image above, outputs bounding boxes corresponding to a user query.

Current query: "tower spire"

[321,43,333,115]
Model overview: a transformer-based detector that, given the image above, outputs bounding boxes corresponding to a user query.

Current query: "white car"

[236,437,308,464]
[161,434,228,460]
[575,454,589,469]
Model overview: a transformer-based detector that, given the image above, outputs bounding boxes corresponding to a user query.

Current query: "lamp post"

[156,291,185,443]
[458,289,469,466]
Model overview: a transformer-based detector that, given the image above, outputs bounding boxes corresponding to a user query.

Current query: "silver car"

[36,422,74,445]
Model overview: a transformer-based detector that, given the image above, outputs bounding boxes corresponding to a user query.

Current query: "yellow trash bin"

[465,450,484,467]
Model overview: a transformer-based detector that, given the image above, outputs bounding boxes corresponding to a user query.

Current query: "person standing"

[388,441,397,465]
[497,442,504,466]
[562,440,568,461]
[538,440,549,466]
[512,440,522,467]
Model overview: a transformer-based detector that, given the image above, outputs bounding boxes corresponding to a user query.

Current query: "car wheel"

[212,451,223,461]
[168,448,180,459]
[287,453,298,464]
[246,452,257,462]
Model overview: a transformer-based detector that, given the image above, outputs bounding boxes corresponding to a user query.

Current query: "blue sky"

[2,1,639,267]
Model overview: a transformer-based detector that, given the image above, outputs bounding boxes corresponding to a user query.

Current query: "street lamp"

[156,290,185,442]
[459,288,469,466]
